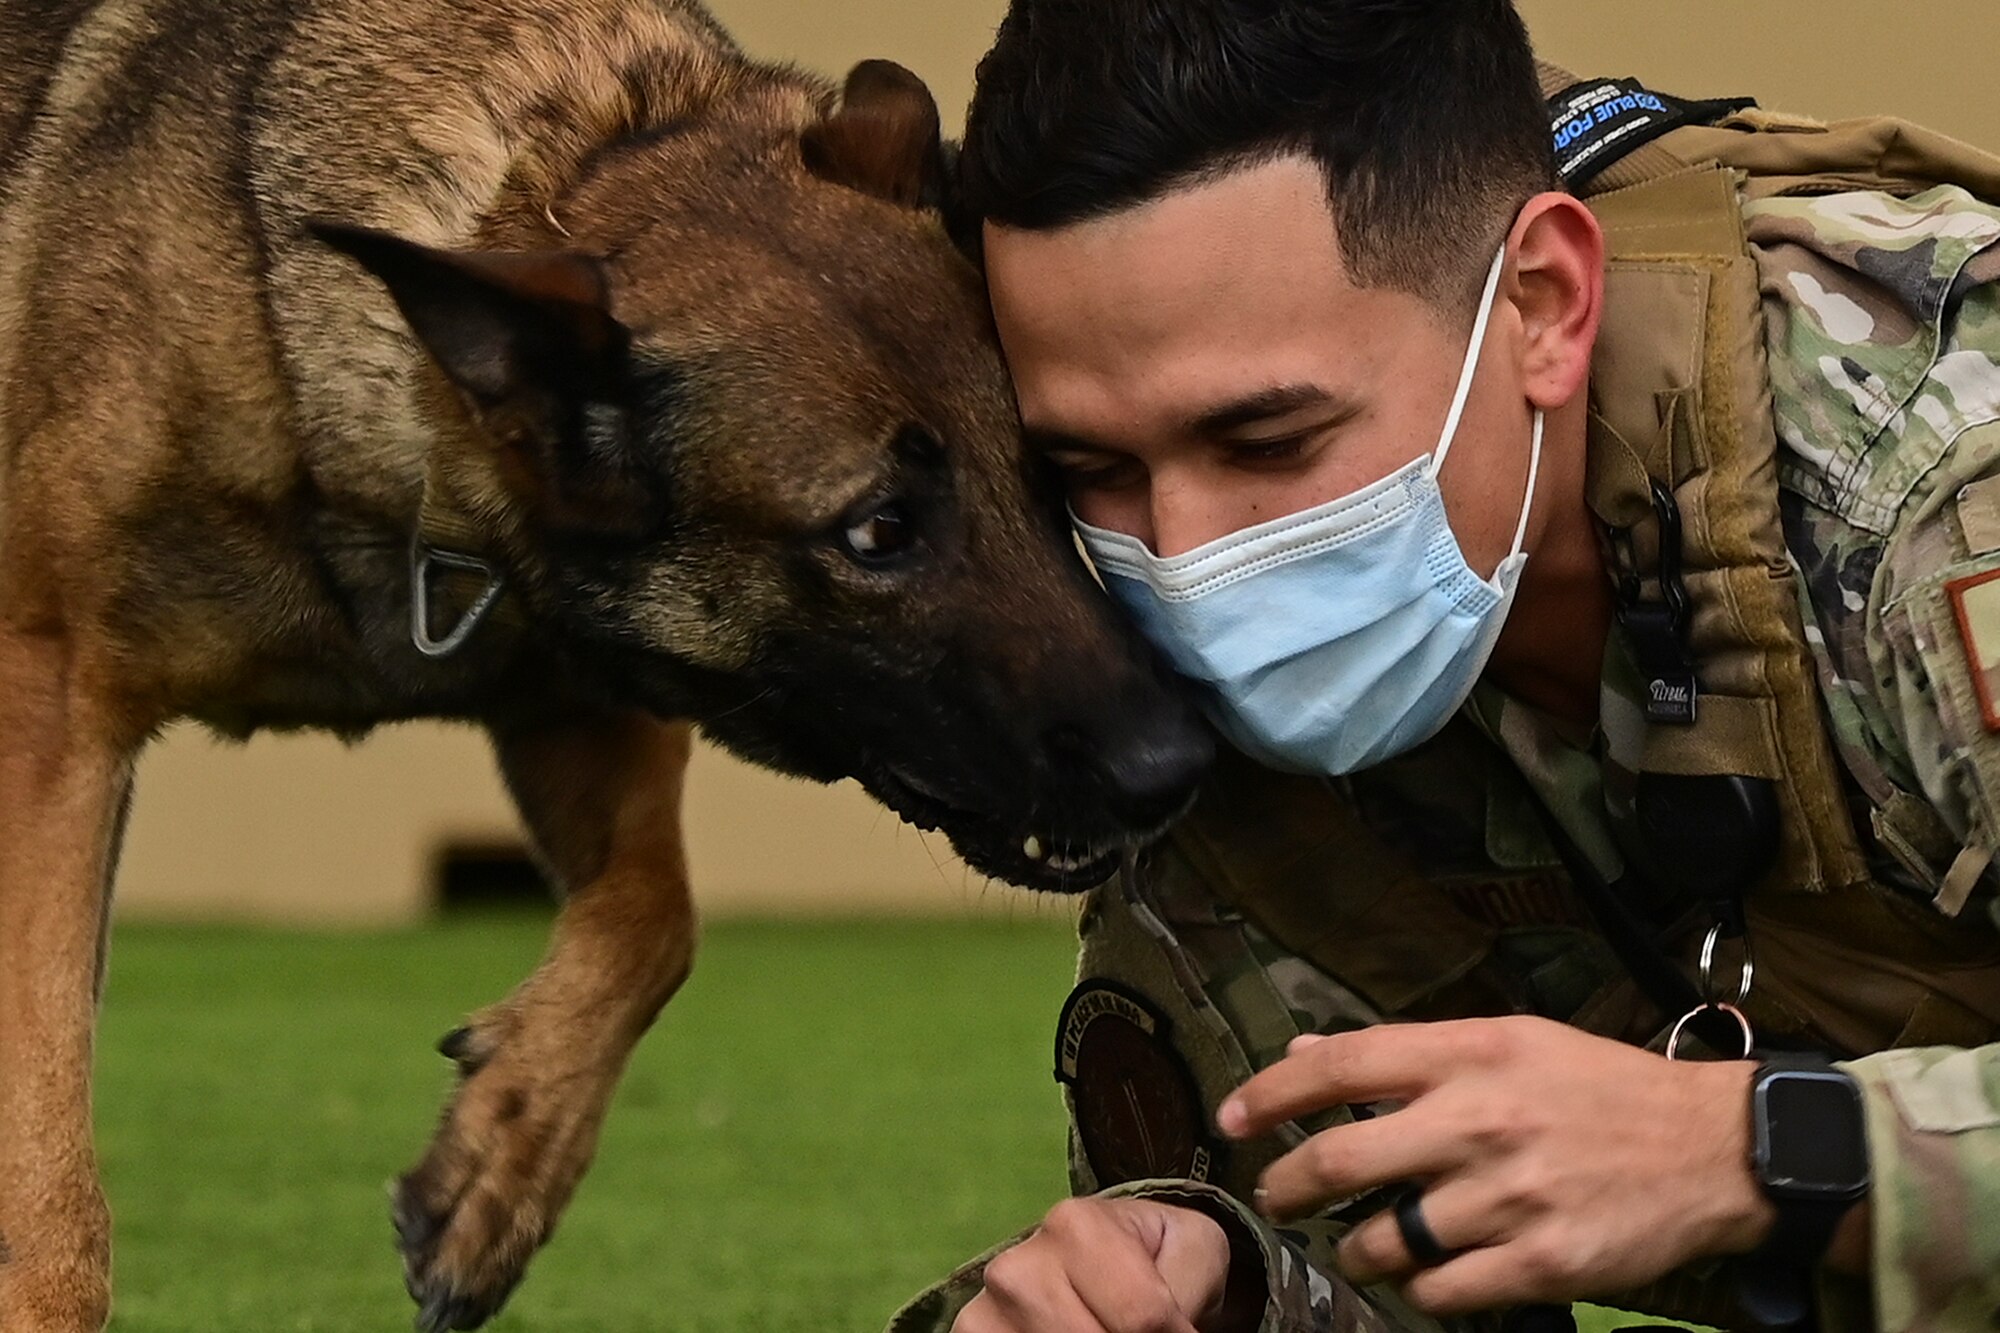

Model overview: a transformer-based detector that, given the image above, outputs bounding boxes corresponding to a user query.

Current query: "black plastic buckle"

[1615,482,1700,725]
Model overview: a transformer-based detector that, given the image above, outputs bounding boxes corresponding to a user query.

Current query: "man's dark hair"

[960,0,1555,307]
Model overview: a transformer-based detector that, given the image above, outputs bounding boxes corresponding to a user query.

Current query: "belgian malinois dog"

[0,0,1214,1327]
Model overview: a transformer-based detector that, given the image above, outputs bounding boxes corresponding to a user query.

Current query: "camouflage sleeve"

[1119,1180,1386,1333]
[882,1226,1021,1333]
[1840,1045,2000,1329]
[1874,419,2000,905]
[1859,224,2000,899]
[882,1179,1383,1333]
[1753,188,2000,909]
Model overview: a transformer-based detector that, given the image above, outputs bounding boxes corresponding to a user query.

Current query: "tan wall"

[1516,0,1999,150]
[119,724,1014,925]
[115,0,1999,924]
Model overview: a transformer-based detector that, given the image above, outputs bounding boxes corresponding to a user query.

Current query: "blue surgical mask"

[1073,246,1543,776]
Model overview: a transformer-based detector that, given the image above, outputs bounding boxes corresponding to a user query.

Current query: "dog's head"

[317,61,1212,891]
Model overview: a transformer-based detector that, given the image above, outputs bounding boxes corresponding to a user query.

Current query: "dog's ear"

[312,221,659,535]
[801,60,947,211]
[311,221,625,414]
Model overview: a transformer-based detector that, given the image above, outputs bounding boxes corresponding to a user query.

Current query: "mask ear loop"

[1506,410,1546,560]
[1427,245,1511,482]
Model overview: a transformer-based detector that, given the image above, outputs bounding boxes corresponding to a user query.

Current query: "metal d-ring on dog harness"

[408,450,514,660]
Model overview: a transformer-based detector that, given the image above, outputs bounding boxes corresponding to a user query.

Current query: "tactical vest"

[1543,62,2000,1051]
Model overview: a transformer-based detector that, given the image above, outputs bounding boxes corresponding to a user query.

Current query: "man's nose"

[1147,478,1238,560]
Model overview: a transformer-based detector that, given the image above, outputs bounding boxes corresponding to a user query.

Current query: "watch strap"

[1738,1054,1867,1327]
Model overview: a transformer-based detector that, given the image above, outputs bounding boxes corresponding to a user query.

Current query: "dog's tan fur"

[0,1,1210,1328]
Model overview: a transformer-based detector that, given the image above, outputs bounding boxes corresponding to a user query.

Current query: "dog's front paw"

[393,1015,616,1332]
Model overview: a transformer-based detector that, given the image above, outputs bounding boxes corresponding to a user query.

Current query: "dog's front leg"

[0,628,136,1333]
[395,710,695,1332]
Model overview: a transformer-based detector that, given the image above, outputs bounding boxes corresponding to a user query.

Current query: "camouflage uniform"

[887,186,2000,1333]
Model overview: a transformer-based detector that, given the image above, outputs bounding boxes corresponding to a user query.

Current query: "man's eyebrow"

[1022,425,1108,454]
[1021,384,1353,455]
[1191,384,1347,435]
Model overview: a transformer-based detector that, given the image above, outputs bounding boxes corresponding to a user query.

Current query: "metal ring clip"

[1697,922,1755,1008]
[1666,1002,1754,1062]
[410,540,506,659]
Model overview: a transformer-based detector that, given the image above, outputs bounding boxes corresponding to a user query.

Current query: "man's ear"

[801,60,947,211]
[312,222,658,533]
[1508,193,1605,413]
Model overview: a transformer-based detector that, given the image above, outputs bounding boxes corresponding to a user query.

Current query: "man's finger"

[1400,1237,1578,1316]
[1144,1204,1235,1327]
[978,1235,1111,1332]
[1252,1107,1462,1223]
[1335,1176,1505,1285]
[949,1291,1017,1333]
[1046,1201,1205,1333]
[1219,1025,1459,1138]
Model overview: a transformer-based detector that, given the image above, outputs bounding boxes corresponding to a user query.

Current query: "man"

[887,3,2000,1332]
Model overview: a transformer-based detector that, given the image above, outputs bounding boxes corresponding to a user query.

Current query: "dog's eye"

[843,503,915,564]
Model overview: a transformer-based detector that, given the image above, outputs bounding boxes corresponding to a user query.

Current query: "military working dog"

[0,1,1213,1327]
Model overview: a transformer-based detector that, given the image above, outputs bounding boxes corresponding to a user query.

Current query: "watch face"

[1757,1071,1870,1198]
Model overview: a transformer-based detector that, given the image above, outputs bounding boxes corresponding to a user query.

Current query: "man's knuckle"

[981,1247,1033,1296]
[1446,1087,1524,1155]
[1462,1103,1514,1154]
[1306,1132,1351,1182]
[1126,1291,1179,1333]
[1502,1156,1561,1211]
[1348,1222,1396,1272]
[1042,1197,1090,1232]
[1308,1031,1354,1066]
[1042,1196,1109,1246]
[1460,1019,1518,1065]
[1403,1274,1455,1317]
[1518,1237,1578,1289]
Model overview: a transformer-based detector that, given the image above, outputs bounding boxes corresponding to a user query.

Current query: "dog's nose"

[1045,708,1214,830]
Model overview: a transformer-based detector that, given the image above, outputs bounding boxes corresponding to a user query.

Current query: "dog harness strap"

[417,475,491,559]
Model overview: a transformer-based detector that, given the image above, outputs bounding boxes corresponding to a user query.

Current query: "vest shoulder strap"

[1539,61,2000,206]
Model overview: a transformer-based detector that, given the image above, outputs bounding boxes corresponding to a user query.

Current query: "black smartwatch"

[1737,1053,1870,1326]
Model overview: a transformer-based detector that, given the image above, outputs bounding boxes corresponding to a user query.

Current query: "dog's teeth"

[1023,835,1046,862]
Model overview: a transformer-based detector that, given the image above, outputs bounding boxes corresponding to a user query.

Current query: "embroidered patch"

[1547,77,1754,191]
[1946,568,2000,732]
[1056,981,1214,1187]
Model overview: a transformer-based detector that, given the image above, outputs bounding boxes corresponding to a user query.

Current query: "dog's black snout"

[1044,707,1214,830]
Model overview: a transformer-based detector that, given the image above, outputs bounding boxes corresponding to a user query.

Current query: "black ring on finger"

[1393,1185,1454,1268]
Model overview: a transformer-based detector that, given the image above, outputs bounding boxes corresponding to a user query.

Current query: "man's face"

[984,154,1538,572]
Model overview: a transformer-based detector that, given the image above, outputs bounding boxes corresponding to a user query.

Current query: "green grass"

[98,914,1080,1332]
[94,915,1667,1332]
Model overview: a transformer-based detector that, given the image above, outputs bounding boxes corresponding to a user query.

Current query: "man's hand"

[1218,1017,1778,1315]
[952,1197,1240,1333]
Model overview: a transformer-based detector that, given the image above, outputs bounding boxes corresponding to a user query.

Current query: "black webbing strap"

[1547,76,1756,192]
[1521,788,1708,1025]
